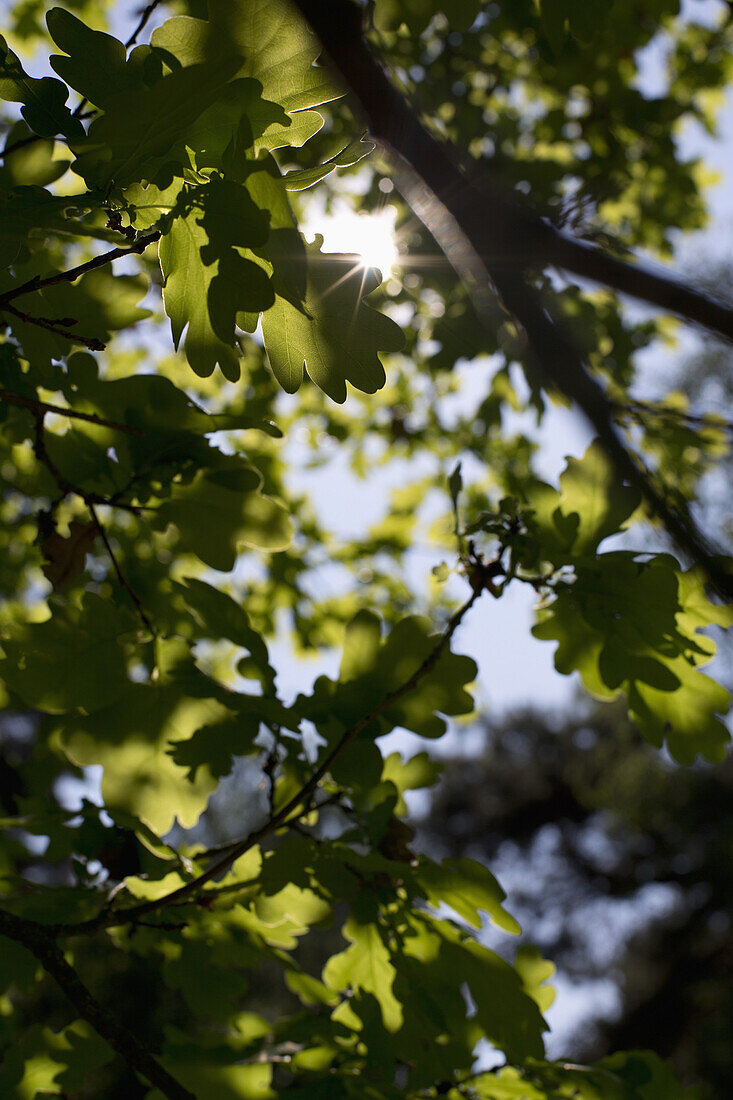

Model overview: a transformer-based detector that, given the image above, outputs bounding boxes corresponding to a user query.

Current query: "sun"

[308,204,399,277]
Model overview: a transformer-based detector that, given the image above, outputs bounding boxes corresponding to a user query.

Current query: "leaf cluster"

[0,0,730,1097]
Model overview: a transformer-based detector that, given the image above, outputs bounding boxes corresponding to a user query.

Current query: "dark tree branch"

[296,0,733,343]
[87,501,157,641]
[0,908,196,1100]
[291,0,733,600]
[0,232,161,307]
[0,388,143,435]
[125,0,165,50]
[550,234,733,342]
[0,111,96,161]
[616,396,733,434]
[2,302,106,350]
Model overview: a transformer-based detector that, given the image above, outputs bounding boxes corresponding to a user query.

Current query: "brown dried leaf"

[41,519,98,592]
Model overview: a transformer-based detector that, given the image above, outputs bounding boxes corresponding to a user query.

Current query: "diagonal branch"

[124,0,165,50]
[0,111,96,162]
[87,501,157,641]
[0,388,143,435]
[0,232,161,307]
[296,0,733,343]
[291,0,733,600]
[2,302,105,350]
[52,588,482,935]
[0,907,195,1100]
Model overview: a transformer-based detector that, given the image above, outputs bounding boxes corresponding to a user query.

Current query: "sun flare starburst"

[308,206,399,276]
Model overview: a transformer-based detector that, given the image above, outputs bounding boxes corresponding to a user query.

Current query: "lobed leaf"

[262,236,405,402]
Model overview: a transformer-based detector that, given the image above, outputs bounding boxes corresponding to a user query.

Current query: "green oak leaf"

[61,355,281,441]
[208,249,275,345]
[514,945,556,1014]
[48,9,146,109]
[0,33,83,140]
[151,0,344,155]
[381,751,443,815]
[415,855,521,935]
[433,917,547,1062]
[61,666,233,833]
[533,553,733,763]
[261,236,405,402]
[284,136,376,192]
[152,463,292,571]
[323,914,402,1031]
[159,178,275,380]
[0,1020,112,1097]
[462,1067,546,1098]
[1,123,69,187]
[338,912,546,1078]
[0,594,136,714]
[167,708,263,780]
[525,440,640,562]
[298,609,476,742]
[554,440,641,555]
[179,79,290,174]
[71,59,240,189]
[593,1050,700,1099]
[174,576,276,689]
[197,175,270,259]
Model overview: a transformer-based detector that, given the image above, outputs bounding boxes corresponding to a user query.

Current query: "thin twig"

[263,725,284,818]
[32,410,138,510]
[87,501,157,640]
[615,396,733,434]
[32,414,154,629]
[52,589,482,935]
[0,232,161,307]
[31,414,152,514]
[0,907,196,1100]
[0,388,144,435]
[125,0,164,49]
[2,302,105,350]
[33,410,77,500]
[0,111,96,161]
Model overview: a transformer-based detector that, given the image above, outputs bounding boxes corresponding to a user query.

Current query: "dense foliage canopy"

[1,0,733,1096]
